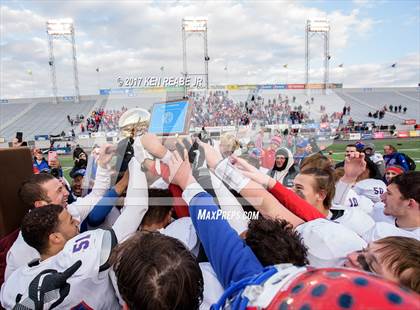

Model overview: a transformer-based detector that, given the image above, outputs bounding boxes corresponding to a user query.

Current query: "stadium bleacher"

[0,98,98,141]
[0,102,34,130]
[335,88,420,125]
[103,93,166,111]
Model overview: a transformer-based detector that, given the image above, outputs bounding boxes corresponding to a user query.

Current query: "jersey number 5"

[73,235,91,253]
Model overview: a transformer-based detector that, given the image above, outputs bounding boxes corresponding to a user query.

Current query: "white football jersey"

[362,222,420,243]
[199,262,224,310]
[295,218,367,268]
[328,207,375,237]
[353,179,386,203]
[335,188,374,214]
[370,202,395,224]
[1,229,119,310]
[162,217,199,257]
[5,206,82,281]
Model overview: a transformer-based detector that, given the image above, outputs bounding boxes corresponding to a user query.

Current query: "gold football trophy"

[118,108,151,137]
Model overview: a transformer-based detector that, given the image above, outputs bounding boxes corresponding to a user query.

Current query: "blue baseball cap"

[71,168,86,178]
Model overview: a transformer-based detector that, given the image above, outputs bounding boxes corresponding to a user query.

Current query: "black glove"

[13,260,82,310]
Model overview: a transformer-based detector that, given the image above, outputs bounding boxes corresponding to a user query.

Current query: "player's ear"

[49,231,65,246]
[34,200,48,208]
[316,190,327,203]
[407,198,419,210]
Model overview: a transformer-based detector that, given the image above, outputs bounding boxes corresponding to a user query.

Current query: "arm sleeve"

[210,172,249,234]
[168,184,190,218]
[333,180,353,206]
[112,158,149,243]
[86,188,119,227]
[69,165,112,222]
[184,184,263,288]
[269,181,325,221]
[156,161,191,218]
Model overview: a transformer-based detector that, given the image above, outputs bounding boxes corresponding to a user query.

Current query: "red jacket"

[269,181,325,222]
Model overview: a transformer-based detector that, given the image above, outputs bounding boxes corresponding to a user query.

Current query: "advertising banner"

[78,134,90,140]
[409,131,418,137]
[222,126,236,132]
[34,135,49,141]
[404,119,416,125]
[303,123,319,129]
[100,89,111,95]
[287,84,305,89]
[55,147,71,155]
[273,84,287,89]
[238,84,257,90]
[397,131,409,138]
[349,133,361,140]
[62,96,74,101]
[91,132,106,138]
[373,132,385,139]
[226,85,239,90]
[100,88,135,95]
[106,132,119,137]
[204,126,222,133]
[259,85,273,89]
[361,133,373,140]
[307,83,324,89]
[265,124,278,130]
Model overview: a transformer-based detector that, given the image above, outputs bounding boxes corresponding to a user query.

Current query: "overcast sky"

[1,0,419,98]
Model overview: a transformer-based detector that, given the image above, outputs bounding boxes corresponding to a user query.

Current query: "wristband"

[161,150,173,164]
[214,158,250,193]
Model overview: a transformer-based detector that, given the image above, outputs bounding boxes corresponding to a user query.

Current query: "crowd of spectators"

[191,91,320,128]
[82,107,128,133]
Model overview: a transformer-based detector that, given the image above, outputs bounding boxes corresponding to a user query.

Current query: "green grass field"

[59,138,420,182]
[59,156,75,182]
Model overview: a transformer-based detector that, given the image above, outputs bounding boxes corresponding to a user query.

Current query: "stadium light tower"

[46,19,80,104]
[182,17,209,97]
[305,20,330,94]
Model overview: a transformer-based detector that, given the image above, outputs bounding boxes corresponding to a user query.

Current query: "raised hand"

[168,149,196,190]
[140,133,167,158]
[197,140,223,169]
[97,144,116,169]
[230,155,273,189]
[342,151,366,183]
